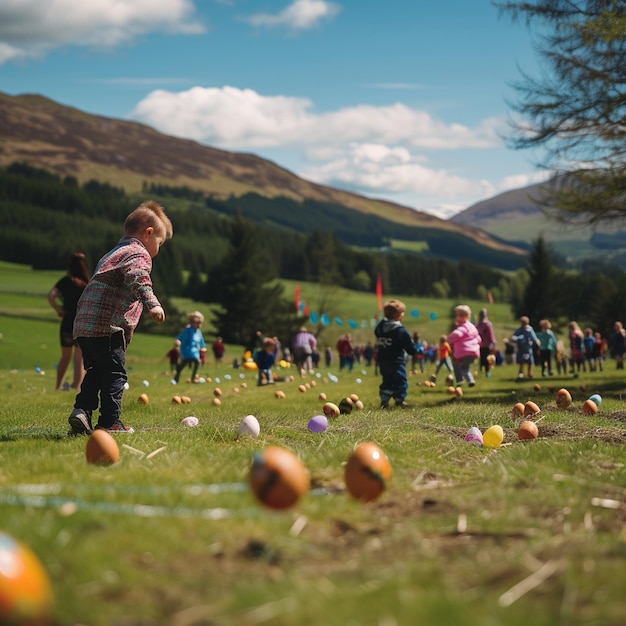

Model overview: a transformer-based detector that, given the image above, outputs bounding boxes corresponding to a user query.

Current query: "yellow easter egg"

[483,425,504,449]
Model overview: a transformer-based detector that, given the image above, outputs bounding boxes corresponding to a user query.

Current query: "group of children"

[374,300,481,408]
[62,198,621,432]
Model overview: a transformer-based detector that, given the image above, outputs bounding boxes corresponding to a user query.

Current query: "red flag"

[294,284,300,311]
[376,273,383,312]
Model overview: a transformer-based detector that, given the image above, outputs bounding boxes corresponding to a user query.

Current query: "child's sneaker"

[101,420,135,434]
[68,409,93,436]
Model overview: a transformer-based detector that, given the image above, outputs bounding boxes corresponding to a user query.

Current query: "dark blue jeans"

[378,360,408,404]
[75,333,127,429]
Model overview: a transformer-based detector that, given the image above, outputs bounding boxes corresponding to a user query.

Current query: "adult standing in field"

[292,326,317,376]
[512,316,540,380]
[47,252,91,391]
[476,308,497,378]
[611,321,626,370]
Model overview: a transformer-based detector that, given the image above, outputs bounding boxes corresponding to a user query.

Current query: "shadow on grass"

[0,427,65,442]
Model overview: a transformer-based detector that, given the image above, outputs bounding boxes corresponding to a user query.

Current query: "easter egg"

[455,386,463,398]
[349,393,360,403]
[0,531,53,625]
[464,426,483,447]
[582,399,598,415]
[239,414,260,438]
[354,400,364,410]
[249,446,309,509]
[344,442,392,502]
[483,425,504,449]
[322,402,340,418]
[588,393,602,408]
[181,395,191,404]
[318,392,327,401]
[307,415,328,433]
[172,395,182,404]
[213,387,222,397]
[339,397,354,414]
[447,385,456,395]
[85,429,120,465]
[298,384,307,393]
[555,388,572,409]
[533,383,541,392]
[512,402,525,418]
[212,397,221,407]
[181,416,199,427]
[523,401,540,417]
[138,393,149,404]
[518,420,539,440]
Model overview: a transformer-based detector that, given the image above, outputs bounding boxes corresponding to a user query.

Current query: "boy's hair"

[383,299,406,320]
[539,319,551,329]
[520,316,530,325]
[263,337,276,349]
[125,200,173,240]
[454,305,471,320]
[189,311,204,324]
[439,334,447,342]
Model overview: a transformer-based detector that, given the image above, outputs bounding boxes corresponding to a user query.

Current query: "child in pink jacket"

[447,305,480,387]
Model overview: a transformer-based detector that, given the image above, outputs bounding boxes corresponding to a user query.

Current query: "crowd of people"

[48,201,626,429]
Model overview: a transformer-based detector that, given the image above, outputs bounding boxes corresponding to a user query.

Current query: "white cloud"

[0,0,204,63]
[129,84,515,219]
[243,0,340,30]
[498,171,551,192]
[131,86,502,151]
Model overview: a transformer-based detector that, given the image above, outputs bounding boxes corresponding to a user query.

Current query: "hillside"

[0,91,525,265]
[452,183,626,266]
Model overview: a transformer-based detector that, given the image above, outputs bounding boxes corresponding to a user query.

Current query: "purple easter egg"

[307,414,328,433]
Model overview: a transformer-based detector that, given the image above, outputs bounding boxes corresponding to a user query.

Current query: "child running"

[447,305,480,387]
[68,200,173,435]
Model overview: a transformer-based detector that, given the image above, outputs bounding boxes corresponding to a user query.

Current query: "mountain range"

[3,91,622,269]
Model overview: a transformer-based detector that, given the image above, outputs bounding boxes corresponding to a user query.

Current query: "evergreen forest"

[2,162,626,344]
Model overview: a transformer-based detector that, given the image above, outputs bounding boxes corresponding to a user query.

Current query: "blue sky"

[0,0,549,218]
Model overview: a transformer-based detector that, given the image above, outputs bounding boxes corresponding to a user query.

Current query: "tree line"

[3,162,625,344]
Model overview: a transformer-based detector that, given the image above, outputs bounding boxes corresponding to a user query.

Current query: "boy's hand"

[150,306,166,324]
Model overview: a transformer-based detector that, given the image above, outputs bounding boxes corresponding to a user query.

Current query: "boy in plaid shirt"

[68,200,173,435]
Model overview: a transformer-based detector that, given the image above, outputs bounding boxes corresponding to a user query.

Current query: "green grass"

[0,264,624,626]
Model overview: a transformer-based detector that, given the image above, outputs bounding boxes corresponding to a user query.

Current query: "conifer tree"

[498,0,626,223]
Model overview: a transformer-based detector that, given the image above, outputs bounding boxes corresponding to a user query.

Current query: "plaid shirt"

[73,237,161,345]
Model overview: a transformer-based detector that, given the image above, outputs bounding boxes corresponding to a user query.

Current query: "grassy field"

[0,263,624,626]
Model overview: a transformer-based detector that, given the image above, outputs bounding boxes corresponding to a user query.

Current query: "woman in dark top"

[47,252,91,390]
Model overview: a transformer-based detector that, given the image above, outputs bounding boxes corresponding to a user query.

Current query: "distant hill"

[451,183,626,267]
[0,92,526,268]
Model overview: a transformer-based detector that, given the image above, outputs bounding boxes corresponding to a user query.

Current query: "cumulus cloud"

[0,0,204,63]
[129,84,512,217]
[242,0,340,30]
[131,86,502,151]
[300,142,496,201]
